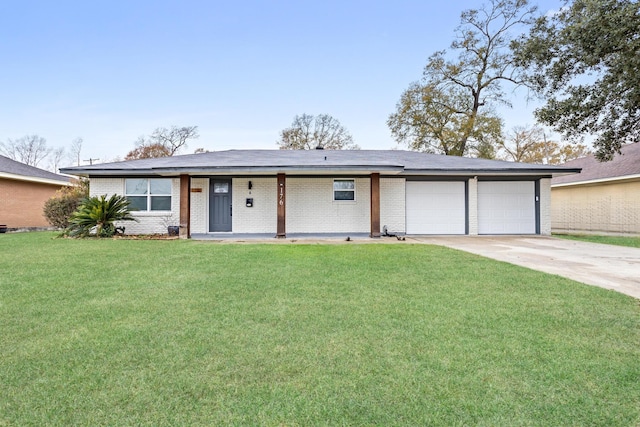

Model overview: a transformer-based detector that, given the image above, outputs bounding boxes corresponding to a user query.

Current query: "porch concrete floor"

[190,232,377,242]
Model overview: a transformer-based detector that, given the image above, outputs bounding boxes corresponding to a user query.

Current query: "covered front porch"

[179,173,385,239]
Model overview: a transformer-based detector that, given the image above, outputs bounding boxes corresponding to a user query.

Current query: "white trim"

[0,172,72,186]
[125,178,173,212]
[333,178,356,202]
[552,173,640,188]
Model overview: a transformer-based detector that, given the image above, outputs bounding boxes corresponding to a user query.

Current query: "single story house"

[551,143,640,236]
[0,155,72,230]
[60,149,580,238]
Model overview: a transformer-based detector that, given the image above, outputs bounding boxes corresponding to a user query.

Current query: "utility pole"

[83,158,100,165]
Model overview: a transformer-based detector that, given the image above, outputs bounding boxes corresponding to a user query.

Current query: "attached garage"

[478,181,536,234]
[406,181,466,234]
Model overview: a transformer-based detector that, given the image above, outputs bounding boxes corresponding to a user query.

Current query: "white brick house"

[62,150,579,238]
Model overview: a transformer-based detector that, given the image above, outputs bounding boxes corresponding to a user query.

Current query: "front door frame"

[209,178,233,232]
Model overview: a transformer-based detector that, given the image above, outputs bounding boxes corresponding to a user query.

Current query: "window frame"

[125,178,172,212]
[333,179,356,202]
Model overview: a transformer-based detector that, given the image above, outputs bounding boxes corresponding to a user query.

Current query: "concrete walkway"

[412,236,640,299]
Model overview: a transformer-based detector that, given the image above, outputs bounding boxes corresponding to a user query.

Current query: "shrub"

[66,194,137,238]
[43,179,89,229]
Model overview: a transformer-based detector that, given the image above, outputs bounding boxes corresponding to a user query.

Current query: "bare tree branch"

[0,135,52,167]
[278,114,358,150]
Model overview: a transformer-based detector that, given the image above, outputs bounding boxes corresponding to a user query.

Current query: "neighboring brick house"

[551,143,640,236]
[61,150,579,238]
[0,155,72,230]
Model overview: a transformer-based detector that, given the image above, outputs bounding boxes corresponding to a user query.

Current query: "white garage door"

[406,181,466,234]
[478,181,536,234]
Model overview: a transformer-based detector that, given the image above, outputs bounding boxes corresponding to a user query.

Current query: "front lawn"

[1,232,639,426]
[554,233,640,248]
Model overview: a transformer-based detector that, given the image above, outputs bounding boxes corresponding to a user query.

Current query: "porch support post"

[276,173,286,238]
[179,174,191,239]
[370,172,381,238]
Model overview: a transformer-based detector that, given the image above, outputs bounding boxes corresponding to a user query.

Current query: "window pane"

[334,190,355,201]
[151,196,171,211]
[150,179,171,195]
[334,180,355,190]
[126,178,148,195]
[128,196,147,211]
[214,182,229,193]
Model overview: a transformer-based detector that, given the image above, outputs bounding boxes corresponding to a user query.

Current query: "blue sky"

[0,0,561,166]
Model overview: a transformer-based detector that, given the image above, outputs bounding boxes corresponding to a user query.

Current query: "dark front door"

[209,179,232,232]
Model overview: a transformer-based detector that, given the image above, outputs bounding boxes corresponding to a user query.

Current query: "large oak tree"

[388,0,536,157]
[512,0,640,160]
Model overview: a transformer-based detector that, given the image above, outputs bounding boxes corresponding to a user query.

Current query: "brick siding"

[380,178,405,233]
[552,180,640,235]
[90,177,181,235]
[232,177,278,234]
[286,177,371,233]
[0,178,66,228]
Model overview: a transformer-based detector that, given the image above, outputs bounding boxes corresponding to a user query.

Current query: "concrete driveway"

[411,236,640,299]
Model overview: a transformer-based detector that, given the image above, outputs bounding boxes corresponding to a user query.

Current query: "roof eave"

[402,167,582,176]
[61,165,406,177]
[552,173,640,187]
[0,171,73,186]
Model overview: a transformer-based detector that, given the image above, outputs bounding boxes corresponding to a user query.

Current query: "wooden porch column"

[370,172,381,238]
[276,173,286,238]
[179,174,191,239]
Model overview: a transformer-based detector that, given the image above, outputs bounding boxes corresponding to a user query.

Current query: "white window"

[125,178,172,211]
[333,179,355,201]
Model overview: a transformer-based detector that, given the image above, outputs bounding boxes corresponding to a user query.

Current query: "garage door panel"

[478,181,535,234]
[406,181,466,234]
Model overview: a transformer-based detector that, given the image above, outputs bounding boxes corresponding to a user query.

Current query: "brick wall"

[467,177,478,235]
[380,178,405,233]
[232,177,277,234]
[539,178,551,235]
[90,177,181,235]
[189,178,208,234]
[552,179,640,235]
[0,178,66,228]
[286,177,371,233]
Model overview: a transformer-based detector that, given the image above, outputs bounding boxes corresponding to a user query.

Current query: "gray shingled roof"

[60,150,580,177]
[0,155,71,183]
[552,143,640,185]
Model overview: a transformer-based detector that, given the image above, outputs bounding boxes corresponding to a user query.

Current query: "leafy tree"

[0,134,51,167]
[43,179,90,229]
[125,126,199,160]
[278,114,359,150]
[66,194,137,238]
[389,0,536,157]
[388,82,503,157]
[498,125,591,164]
[512,0,640,161]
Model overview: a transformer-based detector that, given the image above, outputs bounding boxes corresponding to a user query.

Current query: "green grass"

[1,232,639,426]
[555,233,640,248]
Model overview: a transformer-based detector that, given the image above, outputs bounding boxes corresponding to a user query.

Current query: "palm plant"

[66,194,137,238]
